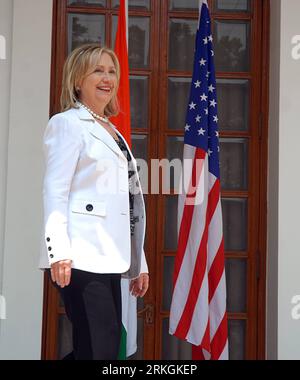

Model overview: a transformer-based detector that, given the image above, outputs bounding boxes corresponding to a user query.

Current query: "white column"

[268,0,300,360]
[0,0,53,359]
[0,0,13,320]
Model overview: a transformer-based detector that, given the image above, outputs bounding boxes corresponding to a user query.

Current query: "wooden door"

[42,0,269,360]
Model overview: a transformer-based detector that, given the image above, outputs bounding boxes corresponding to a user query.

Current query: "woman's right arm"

[43,114,82,286]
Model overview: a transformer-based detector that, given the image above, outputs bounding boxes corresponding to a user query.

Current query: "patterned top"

[115,135,137,236]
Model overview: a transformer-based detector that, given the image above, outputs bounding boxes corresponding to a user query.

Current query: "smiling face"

[79,52,118,116]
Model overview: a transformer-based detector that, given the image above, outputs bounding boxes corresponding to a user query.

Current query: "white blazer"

[39,104,148,279]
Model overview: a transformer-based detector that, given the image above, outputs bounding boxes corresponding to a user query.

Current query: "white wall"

[0,0,52,359]
[268,0,300,360]
[0,0,13,319]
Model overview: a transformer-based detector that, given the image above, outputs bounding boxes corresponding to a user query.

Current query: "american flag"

[169,2,228,360]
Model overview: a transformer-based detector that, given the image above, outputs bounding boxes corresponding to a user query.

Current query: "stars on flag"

[210,99,217,107]
[183,9,221,179]
[189,101,196,110]
[208,84,215,93]
[200,93,208,102]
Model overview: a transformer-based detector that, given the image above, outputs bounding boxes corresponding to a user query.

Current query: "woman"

[39,43,149,360]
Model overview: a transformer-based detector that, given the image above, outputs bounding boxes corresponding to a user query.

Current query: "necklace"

[78,101,110,124]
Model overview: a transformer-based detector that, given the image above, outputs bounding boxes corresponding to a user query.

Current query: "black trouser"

[47,269,122,360]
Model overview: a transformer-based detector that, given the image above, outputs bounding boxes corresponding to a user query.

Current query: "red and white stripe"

[169,144,228,360]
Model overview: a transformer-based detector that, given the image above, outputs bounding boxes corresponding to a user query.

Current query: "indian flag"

[111,0,137,359]
[119,279,138,358]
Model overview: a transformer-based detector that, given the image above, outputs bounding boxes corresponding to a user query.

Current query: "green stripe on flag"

[118,324,127,360]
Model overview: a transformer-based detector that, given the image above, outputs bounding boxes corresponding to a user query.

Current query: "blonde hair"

[60,43,120,117]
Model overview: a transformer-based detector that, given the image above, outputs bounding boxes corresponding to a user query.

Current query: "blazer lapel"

[113,126,138,169]
[76,105,126,161]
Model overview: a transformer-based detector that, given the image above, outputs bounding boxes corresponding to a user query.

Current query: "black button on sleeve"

[86,204,93,212]
[48,247,52,251]
[46,237,50,242]
[49,254,54,259]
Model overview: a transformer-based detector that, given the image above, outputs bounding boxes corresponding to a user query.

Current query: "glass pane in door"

[222,198,248,251]
[131,134,148,162]
[130,76,149,130]
[67,13,105,53]
[213,20,250,72]
[215,0,250,12]
[166,136,184,192]
[68,0,106,7]
[169,19,198,71]
[112,0,150,9]
[163,255,175,310]
[164,196,178,251]
[113,16,150,68]
[225,259,247,313]
[58,314,72,359]
[112,15,118,47]
[228,319,246,360]
[129,17,150,68]
[219,138,249,190]
[217,79,249,131]
[162,318,192,359]
[169,0,199,11]
[131,135,148,194]
[168,77,191,130]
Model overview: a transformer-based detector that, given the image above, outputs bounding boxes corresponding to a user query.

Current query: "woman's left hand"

[130,273,149,298]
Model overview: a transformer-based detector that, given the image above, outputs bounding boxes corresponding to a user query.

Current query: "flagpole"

[198,0,208,23]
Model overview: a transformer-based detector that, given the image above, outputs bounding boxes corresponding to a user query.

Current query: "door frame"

[256,0,270,360]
